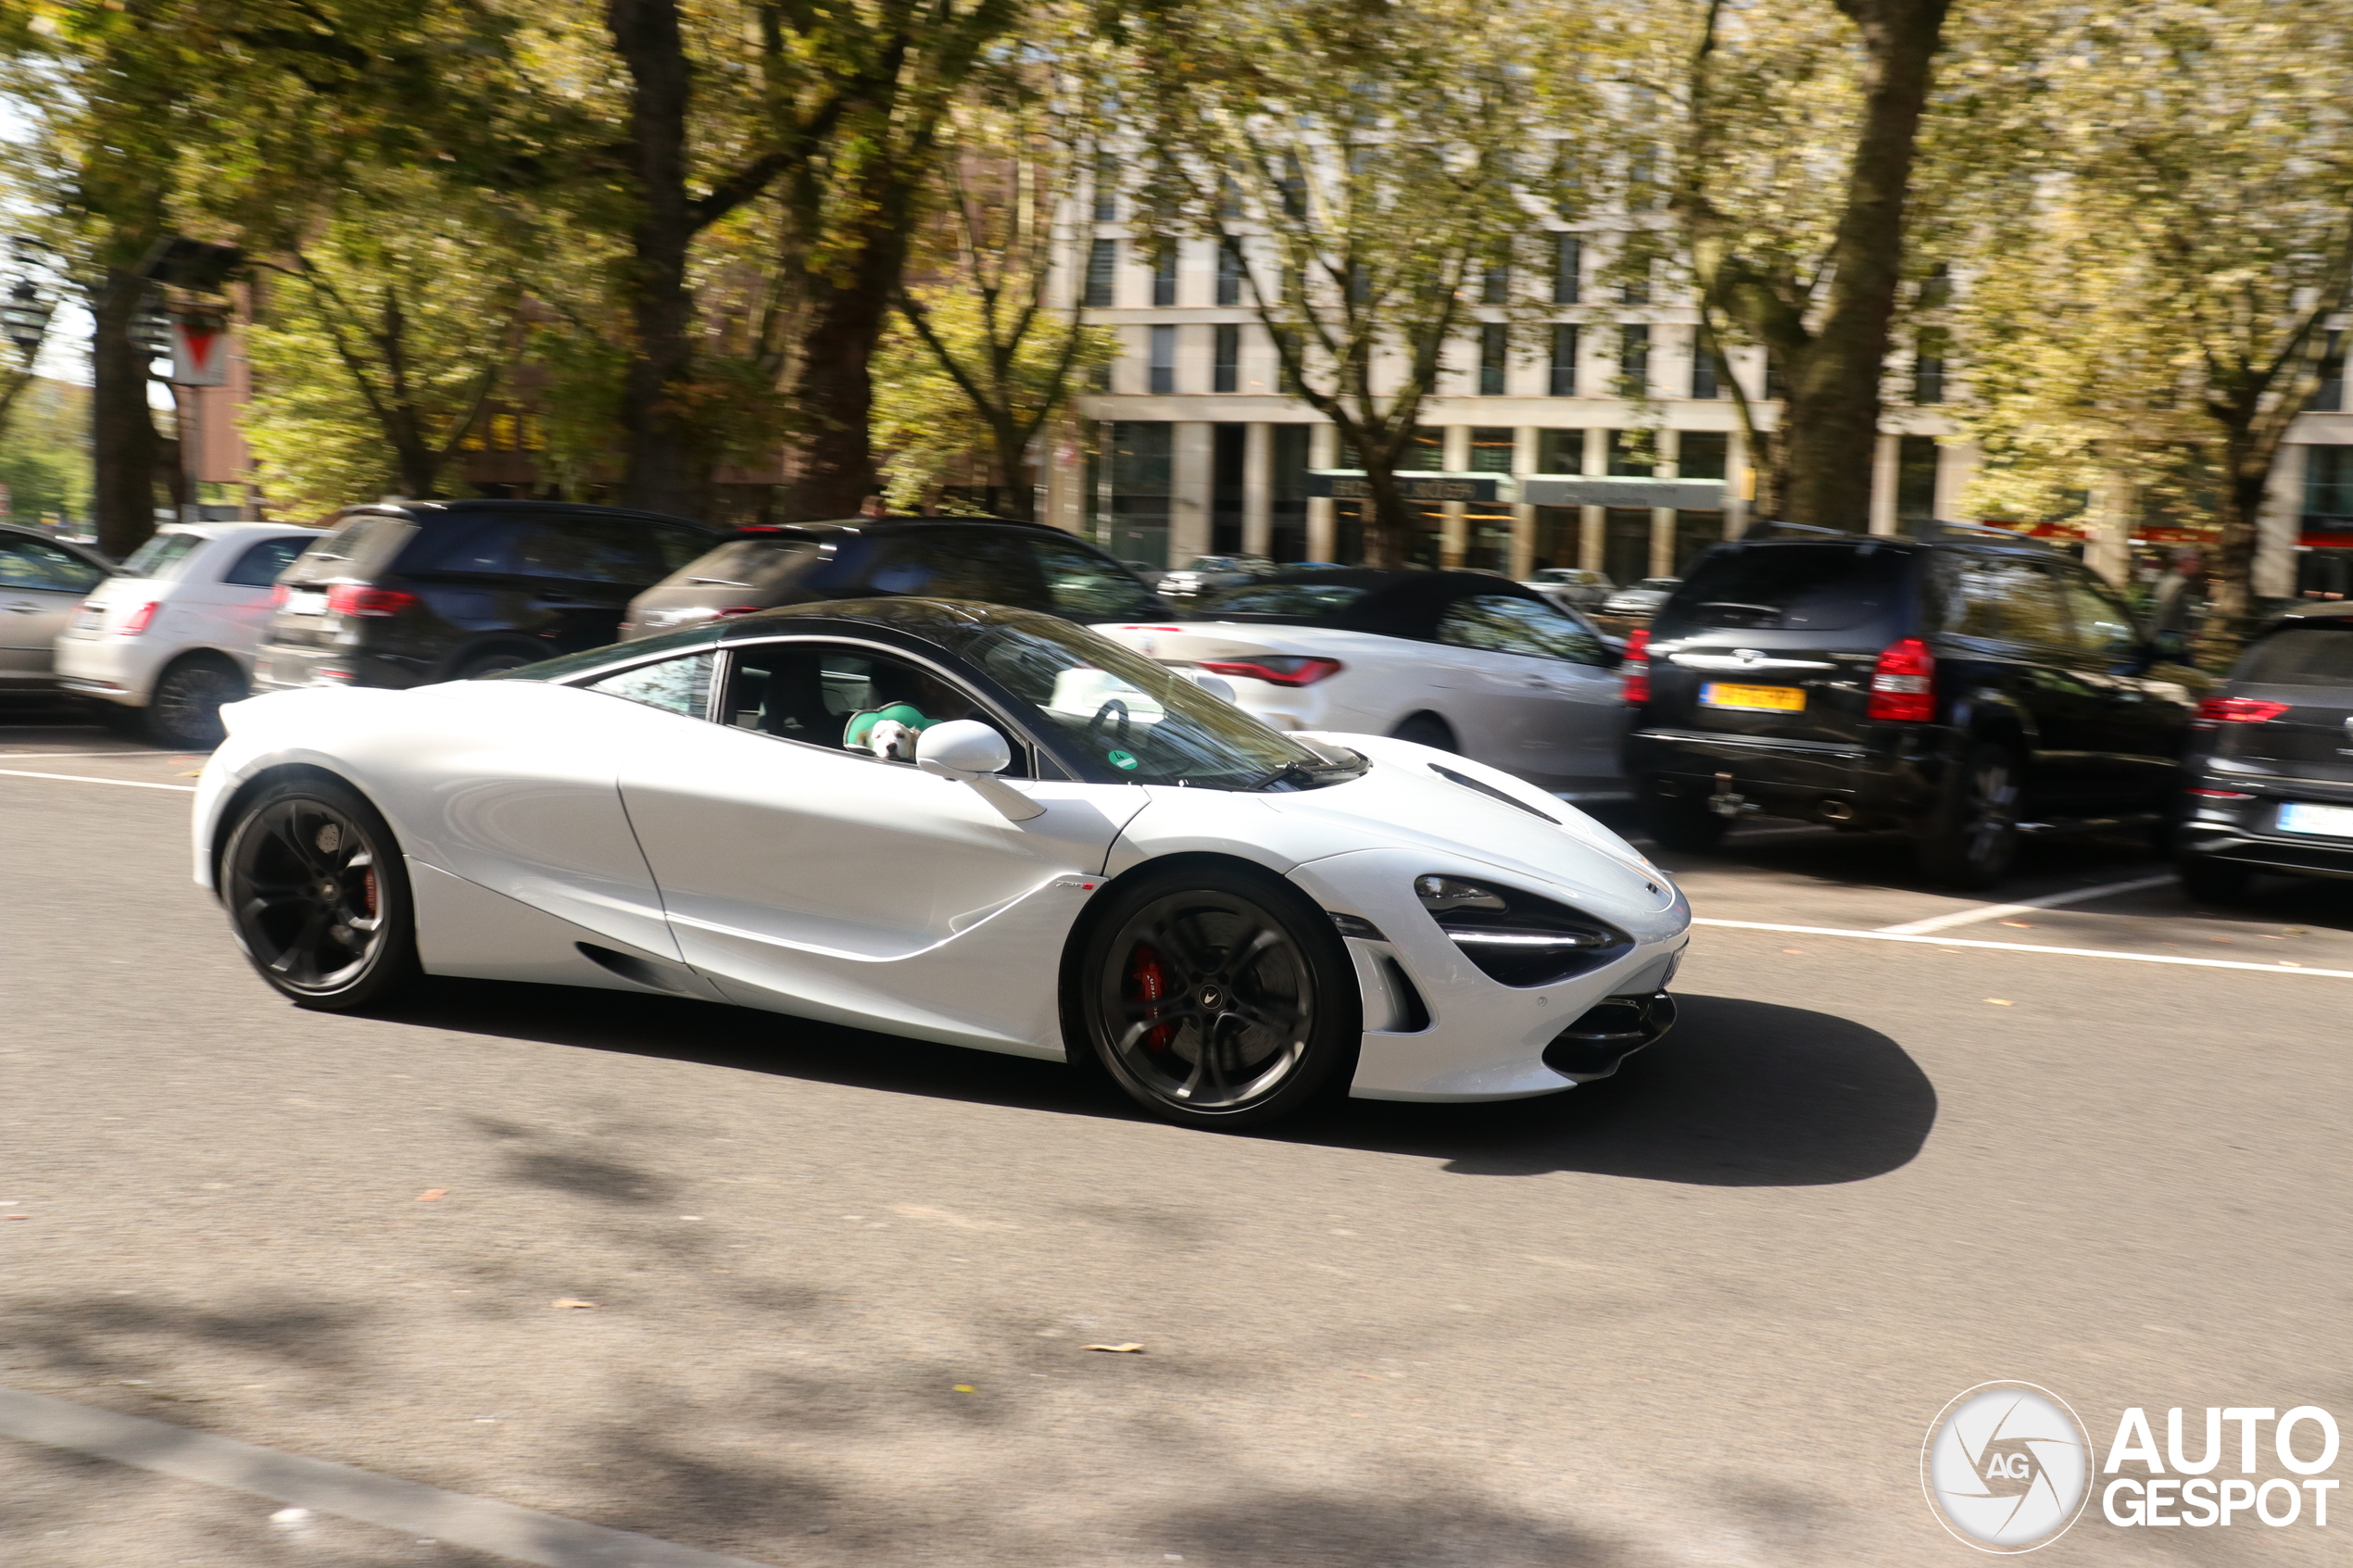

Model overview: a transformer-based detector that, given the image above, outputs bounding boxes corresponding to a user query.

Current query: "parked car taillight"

[271,584,290,610]
[1867,637,1935,721]
[1620,628,1651,704]
[326,584,419,618]
[1195,657,1343,687]
[712,605,761,619]
[118,601,160,636]
[2191,696,2289,730]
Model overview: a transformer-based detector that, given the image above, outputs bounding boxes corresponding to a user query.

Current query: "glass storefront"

[1604,508,1653,583]
[1096,421,1171,569]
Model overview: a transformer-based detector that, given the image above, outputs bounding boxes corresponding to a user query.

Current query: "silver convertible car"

[193,600,1691,1130]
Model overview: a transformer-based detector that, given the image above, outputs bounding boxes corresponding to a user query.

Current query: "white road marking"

[1875,874,2180,935]
[0,1386,779,1568]
[0,748,182,759]
[1694,918,2353,979]
[0,767,196,793]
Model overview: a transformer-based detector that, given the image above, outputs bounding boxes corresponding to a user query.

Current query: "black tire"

[2178,853,2252,904]
[1916,741,2021,889]
[1638,793,1730,853]
[220,775,420,1010]
[456,647,536,680]
[145,655,246,749]
[1076,862,1360,1130]
[1390,712,1457,751]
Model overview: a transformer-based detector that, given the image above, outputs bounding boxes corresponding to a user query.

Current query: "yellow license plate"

[1702,682,1806,713]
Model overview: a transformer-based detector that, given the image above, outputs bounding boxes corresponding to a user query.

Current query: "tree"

[885,98,1116,519]
[1128,0,1597,565]
[1667,0,1954,529]
[0,378,91,525]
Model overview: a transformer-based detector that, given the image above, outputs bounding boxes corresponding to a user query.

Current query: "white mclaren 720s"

[193,598,1692,1129]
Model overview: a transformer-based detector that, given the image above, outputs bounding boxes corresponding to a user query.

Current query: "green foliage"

[0,377,90,524]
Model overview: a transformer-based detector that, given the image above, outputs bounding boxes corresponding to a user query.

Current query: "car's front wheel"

[1076,864,1359,1129]
[220,775,419,1010]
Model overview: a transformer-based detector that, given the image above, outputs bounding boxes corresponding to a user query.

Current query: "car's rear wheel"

[1637,794,1730,853]
[1077,864,1359,1129]
[1390,712,1456,752]
[147,654,246,749]
[2178,853,2252,904]
[220,776,419,1010]
[1917,741,2020,889]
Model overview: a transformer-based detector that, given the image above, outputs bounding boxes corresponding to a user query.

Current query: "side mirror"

[914,720,1042,822]
[1187,671,1237,703]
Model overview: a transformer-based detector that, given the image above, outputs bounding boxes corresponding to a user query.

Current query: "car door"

[1431,593,1624,789]
[2045,561,2185,808]
[0,535,108,687]
[511,516,669,649]
[616,635,1144,1053]
[1943,552,2104,810]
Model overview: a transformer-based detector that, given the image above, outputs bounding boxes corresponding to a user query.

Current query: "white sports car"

[192,600,1691,1129]
[1094,569,1631,803]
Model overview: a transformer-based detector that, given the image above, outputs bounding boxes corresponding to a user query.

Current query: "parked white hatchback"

[1096,568,1632,802]
[56,522,319,746]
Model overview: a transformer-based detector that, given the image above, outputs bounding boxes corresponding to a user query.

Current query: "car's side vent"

[1429,764,1561,824]
[575,943,695,996]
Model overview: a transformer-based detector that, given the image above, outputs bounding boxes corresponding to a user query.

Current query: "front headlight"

[1414,875,1630,986]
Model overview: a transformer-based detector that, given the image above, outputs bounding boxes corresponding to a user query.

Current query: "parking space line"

[1874,874,2179,935]
[0,1386,779,1568]
[0,748,183,759]
[1693,918,2353,979]
[0,768,196,793]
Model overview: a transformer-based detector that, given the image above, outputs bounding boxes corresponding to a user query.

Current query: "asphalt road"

[4,710,2348,1568]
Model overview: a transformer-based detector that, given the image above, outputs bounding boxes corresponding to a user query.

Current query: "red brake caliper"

[1128,944,1172,1051]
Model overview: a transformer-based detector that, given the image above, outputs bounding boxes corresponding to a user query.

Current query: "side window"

[1934,554,2068,645]
[222,536,309,589]
[0,537,105,593]
[517,518,664,583]
[720,642,1026,772]
[580,652,713,717]
[867,531,1049,608]
[2047,566,2138,658]
[1027,536,1161,619]
[1436,595,1611,665]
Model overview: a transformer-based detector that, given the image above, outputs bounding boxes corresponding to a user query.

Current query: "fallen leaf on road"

[2,1214,25,1221]
[416,1189,447,1202]
[1999,921,2034,928]
[952,1384,977,1393]
[549,1298,598,1310]
[1984,998,2013,1006]
[1084,1343,1145,1353]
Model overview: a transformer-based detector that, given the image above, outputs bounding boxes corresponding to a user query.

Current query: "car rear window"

[665,537,823,592]
[292,513,416,581]
[118,532,207,582]
[1199,582,1370,617]
[222,535,311,588]
[2233,625,2353,684]
[1655,545,1912,633]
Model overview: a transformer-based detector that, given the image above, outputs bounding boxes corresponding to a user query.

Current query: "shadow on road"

[384,984,1931,1188]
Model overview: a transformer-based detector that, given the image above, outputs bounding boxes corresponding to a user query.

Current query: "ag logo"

[1923,1383,2092,1552]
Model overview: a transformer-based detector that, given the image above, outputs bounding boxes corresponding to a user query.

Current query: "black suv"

[1624,526,2206,885]
[257,501,720,690]
[621,516,1165,640]
[2175,601,2353,899]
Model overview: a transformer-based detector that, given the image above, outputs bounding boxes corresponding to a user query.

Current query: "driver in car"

[843,668,980,760]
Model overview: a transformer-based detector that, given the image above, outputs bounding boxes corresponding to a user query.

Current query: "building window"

[1618,324,1650,396]
[1216,244,1243,307]
[1549,324,1579,396]
[1896,435,1939,523]
[1917,261,1952,309]
[1537,429,1583,473]
[1478,323,1508,395]
[1481,264,1509,306]
[1217,171,1244,221]
[1913,328,1947,405]
[1409,426,1444,469]
[1102,421,1172,568]
[1270,424,1310,562]
[1766,354,1788,400]
[1552,233,1580,305]
[1604,508,1652,584]
[2310,332,2344,413]
[1606,429,1655,477]
[1088,359,1112,392]
[1691,330,1719,399]
[1468,427,1515,474]
[1084,239,1117,308]
[1092,154,1119,222]
[1620,256,1650,306]
[1277,154,1308,218]
[1148,325,1176,395]
[2306,445,2353,524]
[1679,431,1728,481]
[1213,323,1239,393]
[1151,245,1178,307]
[1213,424,1246,554]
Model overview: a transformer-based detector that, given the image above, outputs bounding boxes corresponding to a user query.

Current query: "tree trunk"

[1778,0,1951,530]
[92,268,163,558]
[987,414,1035,521]
[782,183,919,520]
[605,0,703,521]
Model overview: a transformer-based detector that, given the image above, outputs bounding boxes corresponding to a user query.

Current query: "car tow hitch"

[1707,771,1760,819]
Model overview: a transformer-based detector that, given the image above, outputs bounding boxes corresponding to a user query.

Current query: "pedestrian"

[2149,546,2207,638]
[858,493,889,519]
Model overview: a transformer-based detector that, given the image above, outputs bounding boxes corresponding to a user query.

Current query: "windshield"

[1656,546,1908,633]
[964,618,1363,790]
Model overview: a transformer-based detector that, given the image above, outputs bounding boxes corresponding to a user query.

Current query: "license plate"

[285,588,329,616]
[2277,802,2353,839]
[1702,682,1806,713]
[70,605,106,631]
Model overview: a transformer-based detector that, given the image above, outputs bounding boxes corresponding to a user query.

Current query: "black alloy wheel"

[221,776,419,1010]
[1078,865,1359,1129]
[1917,741,2021,889]
[146,656,246,749]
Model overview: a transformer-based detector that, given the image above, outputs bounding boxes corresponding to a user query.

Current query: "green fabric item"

[842,702,934,748]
